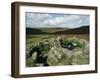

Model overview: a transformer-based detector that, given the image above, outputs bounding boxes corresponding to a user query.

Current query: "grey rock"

[27,36,89,67]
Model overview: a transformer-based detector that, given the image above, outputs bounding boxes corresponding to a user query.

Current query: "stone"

[27,36,89,67]
[31,52,37,61]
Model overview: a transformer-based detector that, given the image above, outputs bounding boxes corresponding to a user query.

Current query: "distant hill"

[26,25,89,35]
[26,28,67,34]
[26,28,47,34]
[35,28,68,33]
[54,26,89,34]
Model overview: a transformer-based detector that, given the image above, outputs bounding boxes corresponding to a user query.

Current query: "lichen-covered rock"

[31,52,37,61]
[26,36,89,67]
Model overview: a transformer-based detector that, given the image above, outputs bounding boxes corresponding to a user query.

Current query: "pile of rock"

[26,36,89,67]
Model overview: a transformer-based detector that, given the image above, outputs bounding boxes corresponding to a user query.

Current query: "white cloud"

[26,13,50,20]
[44,17,64,26]
[26,13,89,28]
[26,13,51,27]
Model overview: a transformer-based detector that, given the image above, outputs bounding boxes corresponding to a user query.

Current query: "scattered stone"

[26,36,89,67]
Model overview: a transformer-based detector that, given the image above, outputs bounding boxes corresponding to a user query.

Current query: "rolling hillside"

[54,26,89,34]
[26,25,89,35]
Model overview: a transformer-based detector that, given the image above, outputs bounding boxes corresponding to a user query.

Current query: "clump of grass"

[26,58,35,67]
[61,37,86,48]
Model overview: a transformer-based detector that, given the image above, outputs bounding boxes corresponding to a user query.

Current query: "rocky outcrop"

[26,36,89,67]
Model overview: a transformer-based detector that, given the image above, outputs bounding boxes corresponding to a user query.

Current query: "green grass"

[26,34,89,49]
[26,34,89,67]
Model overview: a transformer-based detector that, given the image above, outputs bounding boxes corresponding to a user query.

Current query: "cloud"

[43,14,89,28]
[26,12,50,27]
[26,12,49,20]
[44,17,64,26]
[26,12,90,28]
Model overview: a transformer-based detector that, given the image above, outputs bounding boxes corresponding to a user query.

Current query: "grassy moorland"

[26,25,89,67]
[26,34,89,67]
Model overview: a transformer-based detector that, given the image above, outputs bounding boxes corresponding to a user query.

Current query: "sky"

[25,12,90,29]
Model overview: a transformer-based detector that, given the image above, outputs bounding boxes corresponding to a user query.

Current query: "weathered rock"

[31,52,37,61]
[27,36,89,67]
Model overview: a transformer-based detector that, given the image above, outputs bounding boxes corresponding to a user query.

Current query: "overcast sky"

[25,12,90,29]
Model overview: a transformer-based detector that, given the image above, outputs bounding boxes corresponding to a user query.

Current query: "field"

[26,34,89,48]
[25,12,90,67]
[26,34,89,67]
